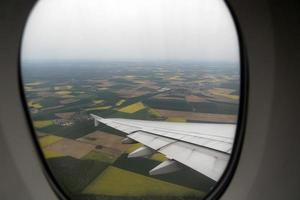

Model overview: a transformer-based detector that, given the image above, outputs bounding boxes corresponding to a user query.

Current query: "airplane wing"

[90,114,236,181]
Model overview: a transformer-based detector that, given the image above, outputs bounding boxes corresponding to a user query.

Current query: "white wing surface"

[91,114,236,181]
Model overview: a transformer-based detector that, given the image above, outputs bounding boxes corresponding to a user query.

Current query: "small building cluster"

[54,111,93,127]
[53,119,74,127]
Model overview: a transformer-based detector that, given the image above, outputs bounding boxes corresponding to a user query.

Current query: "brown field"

[77,131,131,156]
[132,80,160,90]
[116,89,150,98]
[207,97,238,104]
[37,91,54,98]
[96,80,114,88]
[168,75,184,81]
[207,88,239,101]
[185,95,207,103]
[55,90,72,95]
[41,105,64,111]
[55,112,75,119]
[202,94,239,104]
[44,138,95,159]
[168,81,186,86]
[154,109,237,123]
[59,99,79,104]
[54,85,72,90]
[152,94,183,101]
[142,84,161,90]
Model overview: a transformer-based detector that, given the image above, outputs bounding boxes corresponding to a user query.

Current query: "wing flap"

[128,131,175,150]
[159,141,229,181]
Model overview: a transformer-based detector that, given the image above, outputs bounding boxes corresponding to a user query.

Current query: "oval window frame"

[17,0,249,199]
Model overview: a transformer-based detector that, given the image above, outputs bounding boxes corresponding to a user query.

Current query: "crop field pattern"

[23,62,239,200]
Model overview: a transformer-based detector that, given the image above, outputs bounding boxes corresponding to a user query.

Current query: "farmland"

[38,135,63,148]
[118,102,146,113]
[33,120,54,128]
[22,61,240,200]
[83,166,204,197]
[47,156,109,195]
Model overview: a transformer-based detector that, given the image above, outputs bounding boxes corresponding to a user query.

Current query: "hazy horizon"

[22,59,239,70]
[21,0,240,65]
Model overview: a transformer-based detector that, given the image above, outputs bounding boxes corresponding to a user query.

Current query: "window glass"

[21,0,240,199]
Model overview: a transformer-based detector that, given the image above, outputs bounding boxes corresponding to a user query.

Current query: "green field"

[38,120,97,139]
[43,149,65,159]
[83,166,204,197]
[82,150,118,164]
[47,156,109,195]
[28,101,43,109]
[144,99,193,112]
[85,106,112,111]
[33,120,54,128]
[113,154,214,192]
[39,134,63,148]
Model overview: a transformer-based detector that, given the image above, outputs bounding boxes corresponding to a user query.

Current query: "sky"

[21,0,240,64]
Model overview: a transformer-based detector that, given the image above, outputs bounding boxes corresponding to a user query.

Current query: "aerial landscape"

[20,0,241,198]
[22,61,240,200]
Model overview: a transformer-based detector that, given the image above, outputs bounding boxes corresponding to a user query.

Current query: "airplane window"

[20,0,241,199]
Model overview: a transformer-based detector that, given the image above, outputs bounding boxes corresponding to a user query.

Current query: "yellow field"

[93,99,104,104]
[148,108,162,117]
[85,106,112,111]
[54,85,72,90]
[118,102,145,113]
[42,149,64,159]
[26,81,43,86]
[208,88,239,100]
[33,120,54,128]
[154,109,237,123]
[116,99,126,106]
[28,101,43,109]
[126,143,143,153]
[39,135,63,148]
[83,166,204,196]
[150,153,167,162]
[166,117,186,122]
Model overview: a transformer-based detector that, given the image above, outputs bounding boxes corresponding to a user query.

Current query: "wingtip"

[90,113,101,119]
[90,114,105,126]
[90,114,106,121]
